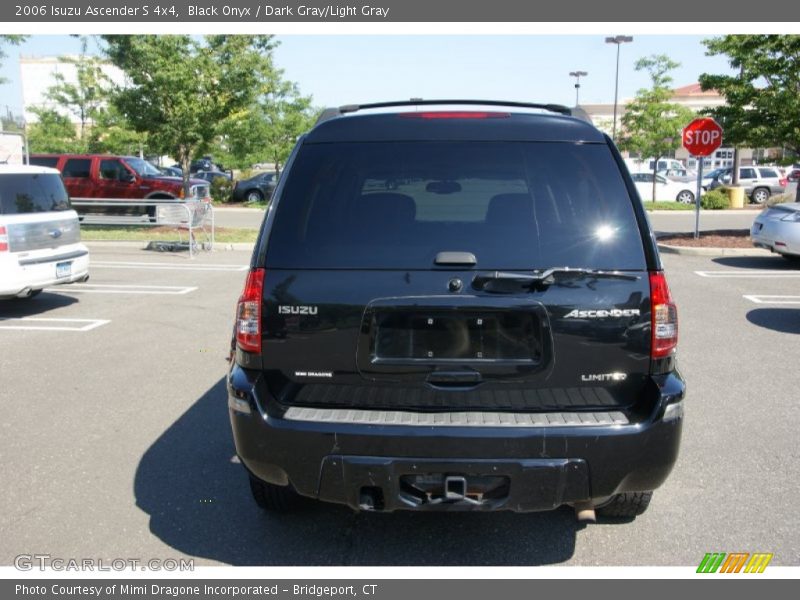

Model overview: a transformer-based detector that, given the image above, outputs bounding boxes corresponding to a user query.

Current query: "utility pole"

[569,71,588,106]
[605,35,633,141]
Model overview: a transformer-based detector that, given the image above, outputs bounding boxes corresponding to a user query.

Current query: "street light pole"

[605,35,633,141]
[569,71,588,106]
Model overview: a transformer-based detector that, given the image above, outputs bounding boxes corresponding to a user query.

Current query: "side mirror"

[120,171,136,183]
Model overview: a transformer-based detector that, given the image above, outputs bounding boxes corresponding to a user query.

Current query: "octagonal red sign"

[682,117,723,157]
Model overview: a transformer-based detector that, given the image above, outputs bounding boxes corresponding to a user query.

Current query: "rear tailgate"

[259,268,651,412]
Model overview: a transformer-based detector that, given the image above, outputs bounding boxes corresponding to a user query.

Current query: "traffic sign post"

[682,117,724,239]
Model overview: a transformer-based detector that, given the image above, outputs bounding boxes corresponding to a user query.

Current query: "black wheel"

[146,206,158,223]
[596,491,653,518]
[676,190,695,204]
[248,476,299,512]
[245,189,264,203]
[751,187,770,204]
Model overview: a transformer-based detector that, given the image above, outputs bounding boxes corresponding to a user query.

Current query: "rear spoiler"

[316,100,592,125]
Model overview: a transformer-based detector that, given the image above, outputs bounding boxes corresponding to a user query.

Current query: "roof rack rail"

[315,99,574,125]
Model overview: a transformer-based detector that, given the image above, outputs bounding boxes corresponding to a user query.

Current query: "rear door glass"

[267,141,645,270]
[62,158,92,178]
[0,174,71,215]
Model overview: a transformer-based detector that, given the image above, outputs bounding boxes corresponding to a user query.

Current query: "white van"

[0,164,89,299]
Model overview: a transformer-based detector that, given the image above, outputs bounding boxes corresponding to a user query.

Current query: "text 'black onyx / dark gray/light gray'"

[226,100,684,521]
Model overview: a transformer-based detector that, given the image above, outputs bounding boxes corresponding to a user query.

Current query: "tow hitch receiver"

[445,475,468,500]
[398,473,509,508]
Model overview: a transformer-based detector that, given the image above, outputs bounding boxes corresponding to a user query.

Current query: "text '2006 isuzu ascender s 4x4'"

[227,101,684,521]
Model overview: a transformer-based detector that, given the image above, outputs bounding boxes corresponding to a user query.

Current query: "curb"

[657,243,771,257]
[84,240,255,252]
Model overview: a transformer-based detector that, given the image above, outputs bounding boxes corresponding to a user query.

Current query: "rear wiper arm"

[473,268,639,291]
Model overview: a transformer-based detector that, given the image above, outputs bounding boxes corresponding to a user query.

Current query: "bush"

[701,189,729,210]
[766,192,796,207]
[210,177,234,204]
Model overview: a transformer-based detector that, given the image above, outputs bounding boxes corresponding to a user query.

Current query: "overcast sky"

[0,34,737,116]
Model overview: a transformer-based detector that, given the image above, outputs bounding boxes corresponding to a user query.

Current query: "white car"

[631,172,696,203]
[0,164,90,299]
[751,202,800,261]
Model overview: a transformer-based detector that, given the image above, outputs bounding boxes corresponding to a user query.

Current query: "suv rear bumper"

[228,365,684,512]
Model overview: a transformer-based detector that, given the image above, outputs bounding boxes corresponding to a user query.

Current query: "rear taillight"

[236,268,265,353]
[650,271,678,359]
[779,178,788,187]
[0,226,8,252]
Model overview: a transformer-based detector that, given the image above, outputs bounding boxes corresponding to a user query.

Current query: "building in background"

[19,55,125,125]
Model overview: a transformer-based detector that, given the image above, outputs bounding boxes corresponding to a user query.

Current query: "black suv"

[227,101,684,520]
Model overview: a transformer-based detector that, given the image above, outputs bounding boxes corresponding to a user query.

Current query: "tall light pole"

[569,71,588,106]
[605,35,633,141]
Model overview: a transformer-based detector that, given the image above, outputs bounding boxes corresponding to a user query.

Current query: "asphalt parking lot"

[1,245,798,567]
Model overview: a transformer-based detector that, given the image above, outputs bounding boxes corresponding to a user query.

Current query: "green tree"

[43,37,109,144]
[102,35,277,196]
[699,35,800,200]
[619,55,695,201]
[214,71,316,175]
[26,107,81,153]
[0,35,26,85]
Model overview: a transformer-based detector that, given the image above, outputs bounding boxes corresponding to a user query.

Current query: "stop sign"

[682,117,723,156]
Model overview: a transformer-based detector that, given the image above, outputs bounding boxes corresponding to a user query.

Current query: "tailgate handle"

[426,371,483,386]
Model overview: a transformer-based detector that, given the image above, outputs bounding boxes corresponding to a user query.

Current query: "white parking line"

[0,317,110,332]
[44,284,198,295]
[743,295,800,305]
[91,261,248,272]
[696,270,800,278]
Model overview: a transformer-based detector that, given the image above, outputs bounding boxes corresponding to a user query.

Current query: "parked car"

[189,157,223,173]
[657,167,698,185]
[701,167,728,190]
[29,154,211,220]
[751,202,800,260]
[228,100,684,520]
[786,169,800,183]
[0,164,89,299]
[232,171,278,203]
[631,172,695,203]
[709,166,787,203]
[194,170,233,184]
[159,166,183,177]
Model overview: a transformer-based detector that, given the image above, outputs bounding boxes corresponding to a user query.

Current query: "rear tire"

[676,190,694,204]
[245,189,264,203]
[248,476,300,512]
[596,491,653,518]
[751,187,770,204]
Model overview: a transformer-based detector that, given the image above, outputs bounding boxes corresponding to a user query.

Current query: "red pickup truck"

[29,154,211,219]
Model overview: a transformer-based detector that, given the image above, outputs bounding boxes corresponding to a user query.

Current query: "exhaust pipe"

[574,501,596,523]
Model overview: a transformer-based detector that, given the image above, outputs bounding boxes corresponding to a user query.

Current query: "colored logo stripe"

[697,553,726,573]
[697,552,773,573]
[744,553,773,573]
[719,553,749,573]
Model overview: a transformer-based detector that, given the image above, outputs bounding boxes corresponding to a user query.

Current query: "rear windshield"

[266,141,646,270]
[0,173,71,215]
